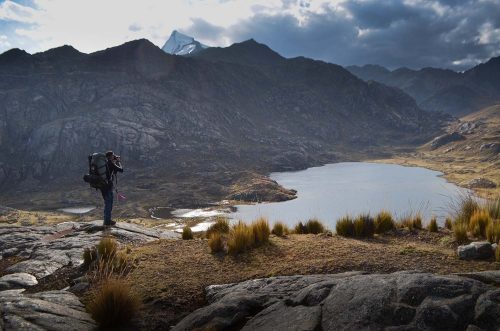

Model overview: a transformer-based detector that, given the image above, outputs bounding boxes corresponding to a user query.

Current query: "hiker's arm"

[112,161,124,173]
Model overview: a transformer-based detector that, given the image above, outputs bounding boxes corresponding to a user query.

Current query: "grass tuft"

[468,209,491,238]
[293,221,307,234]
[413,214,423,230]
[486,220,500,244]
[305,218,326,234]
[206,217,230,238]
[445,217,453,230]
[227,221,255,255]
[251,218,271,244]
[182,225,193,240]
[87,279,140,329]
[96,237,118,261]
[452,194,480,225]
[272,222,289,237]
[453,222,468,244]
[336,216,354,237]
[208,232,225,253]
[353,214,375,238]
[428,217,438,232]
[374,210,395,234]
[485,197,500,220]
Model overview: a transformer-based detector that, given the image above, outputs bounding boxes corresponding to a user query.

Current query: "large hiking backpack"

[83,153,109,189]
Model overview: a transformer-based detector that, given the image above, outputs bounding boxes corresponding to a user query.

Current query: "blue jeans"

[101,189,114,225]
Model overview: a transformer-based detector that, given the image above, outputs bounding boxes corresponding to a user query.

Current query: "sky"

[0,0,499,70]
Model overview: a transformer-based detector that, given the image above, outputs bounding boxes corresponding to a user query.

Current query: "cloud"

[128,23,142,32]
[0,0,37,23]
[184,0,500,70]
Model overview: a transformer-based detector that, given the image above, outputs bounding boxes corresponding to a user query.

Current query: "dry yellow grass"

[469,210,491,238]
[126,230,497,330]
[87,279,141,329]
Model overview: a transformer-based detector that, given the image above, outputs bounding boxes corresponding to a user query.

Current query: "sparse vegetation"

[208,232,225,253]
[206,217,230,238]
[374,210,395,234]
[453,222,468,244]
[182,225,193,240]
[272,222,289,237]
[87,279,141,329]
[251,218,271,244]
[428,217,438,232]
[468,210,491,238]
[336,216,354,237]
[227,221,255,255]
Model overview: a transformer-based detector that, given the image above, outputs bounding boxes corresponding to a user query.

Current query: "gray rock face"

[458,242,494,260]
[0,273,38,290]
[0,289,95,330]
[0,221,178,279]
[430,132,465,149]
[174,271,500,331]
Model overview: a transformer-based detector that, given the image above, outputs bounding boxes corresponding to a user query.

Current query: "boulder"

[0,289,95,330]
[0,273,38,290]
[458,242,494,260]
[467,178,497,189]
[430,132,465,150]
[174,271,500,331]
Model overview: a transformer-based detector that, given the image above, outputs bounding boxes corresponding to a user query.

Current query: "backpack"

[83,153,109,189]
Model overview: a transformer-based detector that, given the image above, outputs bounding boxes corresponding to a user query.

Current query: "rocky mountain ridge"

[0,38,442,213]
[347,57,500,116]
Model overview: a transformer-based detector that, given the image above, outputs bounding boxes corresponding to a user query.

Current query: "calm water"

[230,162,468,228]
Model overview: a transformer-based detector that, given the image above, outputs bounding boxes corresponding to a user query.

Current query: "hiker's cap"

[105,151,114,157]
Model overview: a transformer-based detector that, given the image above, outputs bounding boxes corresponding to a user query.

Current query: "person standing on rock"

[101,151,123,227]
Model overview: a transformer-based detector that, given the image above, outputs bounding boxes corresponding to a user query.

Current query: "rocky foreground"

[0,220,178,330]
[1,221,499,330]
[174,271,500,331]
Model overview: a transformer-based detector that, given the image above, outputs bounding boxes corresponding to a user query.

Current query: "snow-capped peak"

[161,30,208,56]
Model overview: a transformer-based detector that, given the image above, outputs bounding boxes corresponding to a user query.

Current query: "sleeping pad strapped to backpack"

[83,153,109,189]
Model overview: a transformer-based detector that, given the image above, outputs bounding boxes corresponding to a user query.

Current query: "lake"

[229,162,468,228]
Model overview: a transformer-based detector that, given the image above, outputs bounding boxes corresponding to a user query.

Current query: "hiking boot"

[110,220,116,226]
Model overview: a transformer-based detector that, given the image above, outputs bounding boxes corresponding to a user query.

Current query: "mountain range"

[0,38,444,212]
[347,58,500,116]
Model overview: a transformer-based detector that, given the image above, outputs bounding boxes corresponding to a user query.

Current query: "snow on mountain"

[161,30,207,56]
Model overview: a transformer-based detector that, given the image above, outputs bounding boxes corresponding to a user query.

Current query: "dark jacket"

[102,160,123,191]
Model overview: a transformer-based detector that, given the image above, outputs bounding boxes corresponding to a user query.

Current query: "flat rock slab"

[0,273,38,290]
[174,270,500,331]
[0,220,179,279]
[0,289,95,330]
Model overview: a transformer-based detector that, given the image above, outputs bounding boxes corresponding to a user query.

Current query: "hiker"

[101,151,123,226]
